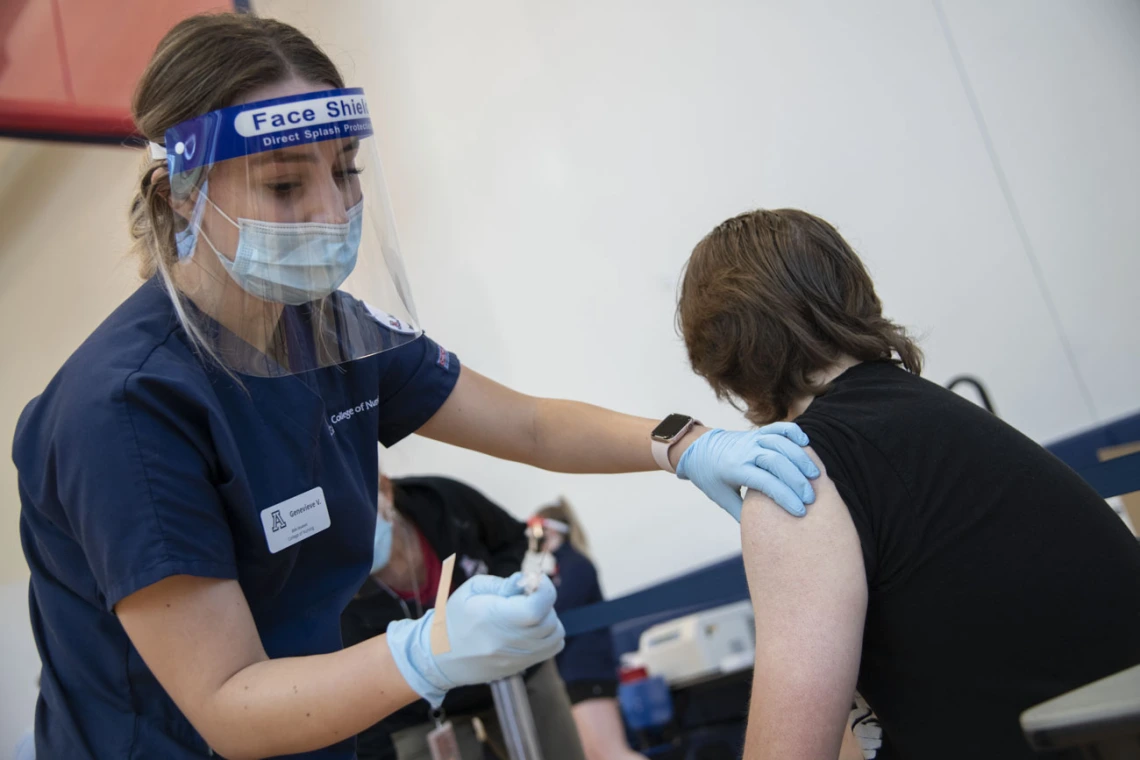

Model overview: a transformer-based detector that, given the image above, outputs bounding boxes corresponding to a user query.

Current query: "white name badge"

[260,487,331,554]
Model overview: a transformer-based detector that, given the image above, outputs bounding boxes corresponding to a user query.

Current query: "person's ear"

[158,166,204,223]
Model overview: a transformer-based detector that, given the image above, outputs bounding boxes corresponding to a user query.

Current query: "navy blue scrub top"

[551,543,619,698]
[13,279,460,760]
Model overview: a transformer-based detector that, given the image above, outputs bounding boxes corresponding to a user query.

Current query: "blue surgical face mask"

[200,197,363,306]
[371,514,393,575]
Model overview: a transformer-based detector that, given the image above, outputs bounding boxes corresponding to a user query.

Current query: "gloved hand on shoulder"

[677,422,819,520]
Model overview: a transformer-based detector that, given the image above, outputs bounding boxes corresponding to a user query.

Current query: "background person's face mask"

[201,197,363,305]
[371,516,394,575]
[370,490,395,574]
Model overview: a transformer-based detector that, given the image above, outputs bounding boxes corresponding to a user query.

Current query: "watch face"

[652,413,692,441]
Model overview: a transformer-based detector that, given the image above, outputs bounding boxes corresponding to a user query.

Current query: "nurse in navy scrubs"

[13,14,818,760]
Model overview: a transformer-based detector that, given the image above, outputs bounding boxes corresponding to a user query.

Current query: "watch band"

[651,437,676,473]
[651,416,699,474]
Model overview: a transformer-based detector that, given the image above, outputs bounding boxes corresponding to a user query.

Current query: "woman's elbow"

[186,696,262,760]
[193,719,250,760]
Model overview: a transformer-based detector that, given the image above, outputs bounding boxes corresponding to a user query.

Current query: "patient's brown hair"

[678,209,922,424]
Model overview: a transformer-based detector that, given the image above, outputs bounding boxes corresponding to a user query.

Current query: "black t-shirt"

[795,361,1140,760]
[341,477,527,760]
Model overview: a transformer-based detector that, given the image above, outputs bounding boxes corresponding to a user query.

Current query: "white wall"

[937,0,1140,421]
[256,0,1140,596]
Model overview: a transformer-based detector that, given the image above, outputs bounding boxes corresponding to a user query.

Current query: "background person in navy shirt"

[535,500,645,760]
[12,14,818,760]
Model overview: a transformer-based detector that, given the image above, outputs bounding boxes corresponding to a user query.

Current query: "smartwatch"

[651,413,700,474]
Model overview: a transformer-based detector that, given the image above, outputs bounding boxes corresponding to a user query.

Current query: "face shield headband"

[152,87,374,181]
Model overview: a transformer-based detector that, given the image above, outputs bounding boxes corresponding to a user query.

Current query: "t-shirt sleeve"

[57,368,237,611]
[375,334,461,447]
[795,413,884,588]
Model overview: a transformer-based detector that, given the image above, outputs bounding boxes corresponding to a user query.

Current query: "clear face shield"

[154,87,421,377]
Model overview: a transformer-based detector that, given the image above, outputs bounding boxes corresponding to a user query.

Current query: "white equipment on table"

[636,601,755,687]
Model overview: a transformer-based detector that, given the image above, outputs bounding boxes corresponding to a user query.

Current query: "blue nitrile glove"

[386,573,564,708]
[676,423,820,521]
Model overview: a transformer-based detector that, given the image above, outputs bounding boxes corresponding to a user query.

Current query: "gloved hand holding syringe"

[384,518,561,760]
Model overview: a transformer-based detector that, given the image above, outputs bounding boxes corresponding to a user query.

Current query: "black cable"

[947,375,997,416]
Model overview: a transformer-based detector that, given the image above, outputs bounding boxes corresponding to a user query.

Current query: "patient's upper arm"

[741,446,869,760]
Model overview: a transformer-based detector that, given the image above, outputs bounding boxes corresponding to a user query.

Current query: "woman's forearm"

[529,398,707,474]
[418,367,706,474]
[201,635,417,760]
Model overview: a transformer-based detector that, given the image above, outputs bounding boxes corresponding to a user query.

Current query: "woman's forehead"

[236,138,361,169]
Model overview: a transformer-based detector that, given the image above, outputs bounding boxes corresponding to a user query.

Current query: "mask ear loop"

[176,179,244,262]
[201,191,240,228]
[174,179,212,260]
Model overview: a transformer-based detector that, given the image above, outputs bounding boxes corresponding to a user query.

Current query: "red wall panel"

[0,0,237,142]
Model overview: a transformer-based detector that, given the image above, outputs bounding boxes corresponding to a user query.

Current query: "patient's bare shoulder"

[741,446,863,581]
[738,446,869,760]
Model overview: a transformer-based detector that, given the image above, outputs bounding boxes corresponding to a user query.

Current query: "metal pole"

[490,673,544,760]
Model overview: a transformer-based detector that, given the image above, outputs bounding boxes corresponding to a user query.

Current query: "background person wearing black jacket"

[342,475,586,760]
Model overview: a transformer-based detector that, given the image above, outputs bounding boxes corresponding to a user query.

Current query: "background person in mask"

[343,474,585,760]
[12,14,818,760]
